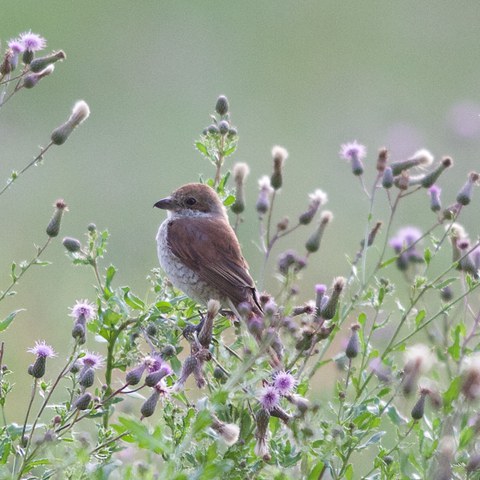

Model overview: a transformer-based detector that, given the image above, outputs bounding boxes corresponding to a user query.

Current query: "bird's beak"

[153,196,175,210]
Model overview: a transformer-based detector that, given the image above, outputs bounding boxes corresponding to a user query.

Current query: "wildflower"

[321,277,345,320]
[63,236,82,253]
[29,50,66,73]
[198,299,220,348]
[258,385,280,411]
[305,211,333,253]
[389,226,423,268]
[285,393,310,413]
[345,324,360,359]
[27,341,56,378]
[215,95,229,116]
[314,284,327,317]
[273,371,296,395]
[78,352,103,387]
[51,100,90,145]
[23,64,55,89]
[403,344,434,395]
[376,147,388,172]
[126,363,147,386]
[411,387,430,420]
[277,249,308,275]
[8,39,24,54]
[390,149,434,176]
[381,166,394,189]
[462,354,480,401]
[457,239,478,277]
[256,176,274,215]
[69,299,96,322]
[419,157,453,188]
[254,408,271,460]
[19,31,46,52]
[270,145,288,190]
[231,163,250,214]
[46,199,68,237]
[340,140,366,176]
[210,415,240,446]
[270,405,291,423]
[73,392,92,411]
[456,171,480,206]
[6,39,24,71]
[299,189,328,225]
[428,185,442,212]
[145,364,172,387]
[369,358,392,383]
[173,355,198,391]
[361,221,382,248]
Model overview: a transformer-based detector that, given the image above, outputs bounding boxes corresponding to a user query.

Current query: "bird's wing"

[167,216,257,305]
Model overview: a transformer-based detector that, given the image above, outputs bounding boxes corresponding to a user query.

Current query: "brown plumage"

[155,183,261,314]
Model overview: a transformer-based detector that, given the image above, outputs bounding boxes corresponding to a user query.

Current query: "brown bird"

[154,183,262,317]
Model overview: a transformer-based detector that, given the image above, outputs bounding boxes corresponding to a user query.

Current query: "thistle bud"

[161,344,176,357]
[285,393,310,413]
[23,64,55,88]
[73,392,92,411]
[140,390,160,418]
[29,50,66,73]
[270,145,288,190]
[198,299,220,348]
[78,367,95,388]
[277,217,289,231]
[394,171,410,190]
[126,364,146,386]
[254,408,271,460]
[146,323,157,336]
[46,199,68,237]
[428,185,442,212]
[51,100,90,145]
[231,162,250,214]
[210,415,240,446]
[456,171,480,206]
[215,95,229,116]
[345,324,360,359]
[305,211,333,253]
[299,189,328,225]
[440,285,454,302]
[381,167,394,189]
[270,405,291,424]
[419,157,453,188]
[29,356,46,378]
[390,149,434,176]
[314,284,327,317]
[145,367,169,387]
[411,389,428,420]
[361,221,382,248]
[207,124,219,134]
[218,120,229,135]
[0,50,13,75]
[376,147,388,173]
[213,366,228,382]
[256,176,273,215]
[174,355,198,391]
[457,239,478,276]
[63,236,81,253]
[321,277,345,320]
[340,141,366,176]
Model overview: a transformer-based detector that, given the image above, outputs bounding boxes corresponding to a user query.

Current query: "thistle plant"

[2,57,480,480]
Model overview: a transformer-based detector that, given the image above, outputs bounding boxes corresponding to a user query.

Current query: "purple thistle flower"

[144,354,163,372]
[339,141,367,162]
[258,385,280,411]
[8,39,24,53]
[28,340,56,358]
[273,371,296,395]
[428,185,442,212]
[19,31,46,51]
[80,351,104,369]
[69,299,96,321]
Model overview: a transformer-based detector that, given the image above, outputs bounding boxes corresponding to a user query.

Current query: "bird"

[154,183,262,317]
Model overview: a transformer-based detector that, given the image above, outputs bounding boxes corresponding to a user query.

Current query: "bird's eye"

[185,197,197,206]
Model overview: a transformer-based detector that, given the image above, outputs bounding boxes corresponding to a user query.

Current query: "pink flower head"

[69,299,96,321]
[80,351,104,369]
[273,371,296,395]
[28,340,56,358]
[144,354,163,373]
[19,31,46,52]
[258,385,280,411]
[8,39,24,53]
[339,141,366,162]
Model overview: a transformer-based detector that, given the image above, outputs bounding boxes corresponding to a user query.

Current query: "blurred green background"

[1,2,480,413]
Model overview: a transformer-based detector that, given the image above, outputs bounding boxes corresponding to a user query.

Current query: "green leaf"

[123,289,145,310]
[414,310,426,327]
[0,309,24,332]
[195,141,208,156]
[345,463,354,480]
[380,256,398,268]
[434,277,457,290]
[223,144,237,157]
[423,247,431,265]
[386,405,407,426]
[223,195,235,207]
[308,461,325,480]
[358,312,367,326]
[358,431,386,449]
[447,324,465,361]
[443,376,462,408]
[459,426,475,449]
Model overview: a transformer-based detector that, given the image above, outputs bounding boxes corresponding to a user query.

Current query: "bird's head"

[154,183,226,218]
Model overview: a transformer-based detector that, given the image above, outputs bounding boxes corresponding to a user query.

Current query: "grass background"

[1,1,480,415]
